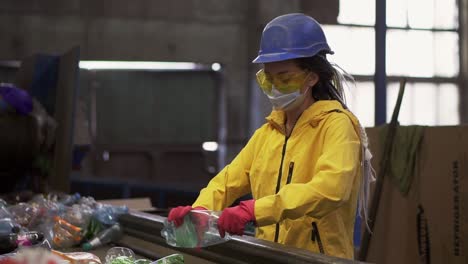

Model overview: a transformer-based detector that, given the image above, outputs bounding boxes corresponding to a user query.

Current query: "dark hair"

[295,52,347,106]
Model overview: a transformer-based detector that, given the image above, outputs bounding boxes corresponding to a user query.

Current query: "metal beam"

[354,75,457,84]
[459,0,468,123]
[374,0,387,125]
[338,23,457,32]
[52,46,80,192]
[119,211,368,264]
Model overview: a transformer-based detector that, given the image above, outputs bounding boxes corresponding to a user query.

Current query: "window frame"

[331,0,460,126]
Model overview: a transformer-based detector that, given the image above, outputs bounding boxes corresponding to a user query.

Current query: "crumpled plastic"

[161,210,229,248]
[104,247,153,264]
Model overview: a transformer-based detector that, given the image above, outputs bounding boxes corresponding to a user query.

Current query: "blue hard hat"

[0,83,33,115]
[253,13,333,64]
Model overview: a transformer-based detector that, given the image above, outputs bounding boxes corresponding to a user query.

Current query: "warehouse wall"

[0,0,338,161]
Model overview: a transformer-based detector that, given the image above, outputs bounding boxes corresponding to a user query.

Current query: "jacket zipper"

[274,135,289,243]
[286,162,295,184]
[311,222,325,254]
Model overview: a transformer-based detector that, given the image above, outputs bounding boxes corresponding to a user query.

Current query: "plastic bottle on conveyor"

[161,210,230,248]
[82,223,123,251]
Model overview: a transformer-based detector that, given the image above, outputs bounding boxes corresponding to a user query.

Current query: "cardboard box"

[365,126,467,264]
[97,197,156,212]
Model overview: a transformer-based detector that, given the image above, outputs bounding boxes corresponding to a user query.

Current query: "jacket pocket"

[311,221,325,254]
[286,161,295,184]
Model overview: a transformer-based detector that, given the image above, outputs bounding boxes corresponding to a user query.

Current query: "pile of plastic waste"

[0,193,128,253]
[0,246,183,264]
[0,193,184,263]
[103,247,183,264]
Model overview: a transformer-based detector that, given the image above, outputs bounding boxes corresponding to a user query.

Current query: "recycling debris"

[0,247,71,264]
[51,249,102,264]
[0,194,138,263]
[0,193,128,253]
[0,193,184,263]
[103,247,183,264]
[0,231,43,254]
[0,245,183,264]
[82,224,122,251]
[161,210,230,248]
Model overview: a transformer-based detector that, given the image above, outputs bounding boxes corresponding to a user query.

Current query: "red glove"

[190,209,210,248]
[168,206,206,227]
[218,200,255,238]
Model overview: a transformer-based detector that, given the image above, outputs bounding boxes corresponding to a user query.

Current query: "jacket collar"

[266,100,354,134]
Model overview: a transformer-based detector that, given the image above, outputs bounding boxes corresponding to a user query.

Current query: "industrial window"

[323,0,460,127]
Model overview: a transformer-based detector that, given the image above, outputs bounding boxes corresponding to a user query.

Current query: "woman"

[168,13,374,259]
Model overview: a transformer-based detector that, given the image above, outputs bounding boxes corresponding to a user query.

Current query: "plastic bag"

[52,250,101,264]
[104,247,154,264]
[8,247,70,264]
[52,216,83,249]
[134,260,152,264]
[161,210,230,248]
[104,247,135,264]
[151,254,184,264]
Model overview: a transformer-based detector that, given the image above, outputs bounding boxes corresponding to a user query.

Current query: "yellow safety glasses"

[256,69,310,95]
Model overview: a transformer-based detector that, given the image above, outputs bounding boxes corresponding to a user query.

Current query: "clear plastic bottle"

[161,210,230,248]
[93,205,128,226]
[58,193,81,206]
[82,224,123,251]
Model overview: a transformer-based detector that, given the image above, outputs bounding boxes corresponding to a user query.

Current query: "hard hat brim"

[252,50,334,64]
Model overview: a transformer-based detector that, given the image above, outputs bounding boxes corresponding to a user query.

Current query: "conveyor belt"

[116,211,368,264]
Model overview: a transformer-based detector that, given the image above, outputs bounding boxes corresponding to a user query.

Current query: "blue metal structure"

[375,0,387,125]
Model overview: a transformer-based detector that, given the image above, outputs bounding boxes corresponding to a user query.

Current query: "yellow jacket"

[193,100,362,259]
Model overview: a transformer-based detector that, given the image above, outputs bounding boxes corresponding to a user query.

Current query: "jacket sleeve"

[192,128,261,211]
[255,115,361,226]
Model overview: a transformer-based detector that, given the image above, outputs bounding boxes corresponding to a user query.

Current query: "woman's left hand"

[218,199,256,237]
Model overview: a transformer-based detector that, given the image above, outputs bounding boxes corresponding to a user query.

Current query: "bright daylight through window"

[323,0,459,127]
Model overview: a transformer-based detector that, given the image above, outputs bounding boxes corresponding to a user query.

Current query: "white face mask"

[265,85,310,111]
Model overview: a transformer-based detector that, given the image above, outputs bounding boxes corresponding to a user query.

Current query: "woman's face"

[263,59,319,94]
